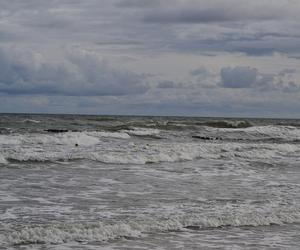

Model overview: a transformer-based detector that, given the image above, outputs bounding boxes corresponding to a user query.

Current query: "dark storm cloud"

[0,47,148,96]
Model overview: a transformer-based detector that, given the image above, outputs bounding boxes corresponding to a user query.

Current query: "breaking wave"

[1,141,299,165]
[195,125,300,143]
[200,120,252,129]
[21,119,41,124]
[0,131,130,147]
[4,209,300,246]
[122,127,160,137]
[1,125,300,165]
[0,155,8,164]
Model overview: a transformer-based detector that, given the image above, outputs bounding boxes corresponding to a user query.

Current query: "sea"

[0,114,299,250]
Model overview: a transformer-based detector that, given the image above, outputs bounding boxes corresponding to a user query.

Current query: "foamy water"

[0,114,299,249]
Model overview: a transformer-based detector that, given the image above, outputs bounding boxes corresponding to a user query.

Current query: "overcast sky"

[0,0,300,117]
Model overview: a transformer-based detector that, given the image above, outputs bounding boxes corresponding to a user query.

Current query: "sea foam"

[5,208,300,246]
[1,140,300,164]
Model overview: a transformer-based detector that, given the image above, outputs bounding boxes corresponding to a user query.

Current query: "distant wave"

[1,126,300,166]
[193,125,300,143]
[200,120,252,129]
[21,119,41,124]
[110,120,253,131]
[121,127,164,139]
[123,127,160,136]
[0,131,130,146]
[4,208,300,246]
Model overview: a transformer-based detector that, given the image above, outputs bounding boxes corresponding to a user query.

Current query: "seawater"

[0,114,300,249]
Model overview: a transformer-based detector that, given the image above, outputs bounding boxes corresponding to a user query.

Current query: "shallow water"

[0,114,299,249]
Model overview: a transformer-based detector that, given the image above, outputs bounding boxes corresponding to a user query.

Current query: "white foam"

[6,223,141,245]
[5,209,300,246]
[21,119,41,123]
[0,154,8,164]
[0,135,22,145]
[217,125,300,142]
[218,143,300,160]
[90,143,209,164]
[2,140,299,164]
[95,131,130,139]
[50,132,100,147]
[123,128,160,136]
[0,131,130,151]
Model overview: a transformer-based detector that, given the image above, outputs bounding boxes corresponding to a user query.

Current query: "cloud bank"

[0,0,299,117]
[0,47,148,96]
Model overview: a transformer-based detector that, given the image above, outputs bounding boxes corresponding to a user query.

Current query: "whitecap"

[4,208,300,246]
[123,127,160,136]
[0,154,8,164]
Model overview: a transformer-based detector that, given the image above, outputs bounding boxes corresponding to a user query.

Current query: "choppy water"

[0,114,300,249]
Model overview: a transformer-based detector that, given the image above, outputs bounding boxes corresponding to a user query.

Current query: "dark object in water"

[192,135,222,140]
[75,143,79,147]
[45,129,69,133]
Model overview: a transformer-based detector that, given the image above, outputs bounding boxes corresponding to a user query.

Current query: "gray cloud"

[0,0,299,56]
[157,81,177,89]
[220,67,258,88]
[0,0,300,117]
[220,66,299,91]
[144,8,272,24]
[190,67,209,77]
[116,0,160,8]
[0,47,148,96]
[141,1,299,24]
[166,29,300,56]
[279,68,296,76]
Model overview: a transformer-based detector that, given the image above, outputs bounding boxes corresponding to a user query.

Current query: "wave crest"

[202,120,252,129]
[2,141,299,165]
[5,209,300,246]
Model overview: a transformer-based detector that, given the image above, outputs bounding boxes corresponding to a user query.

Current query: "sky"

[0,0,300,117]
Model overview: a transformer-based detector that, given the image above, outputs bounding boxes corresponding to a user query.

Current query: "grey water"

[0,114,300,249]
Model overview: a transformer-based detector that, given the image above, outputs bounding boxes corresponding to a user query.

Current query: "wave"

[21,119,41,124]
[109,120,253,132]
[196,125,300,143]
[4,209,300,246]
[0,131,130,147]
[123,127,160,137]
[1,143,203,164]
[2,141,299,165]
[95,131,130,139]
[200,120,252,129]
[0,155,8,164]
